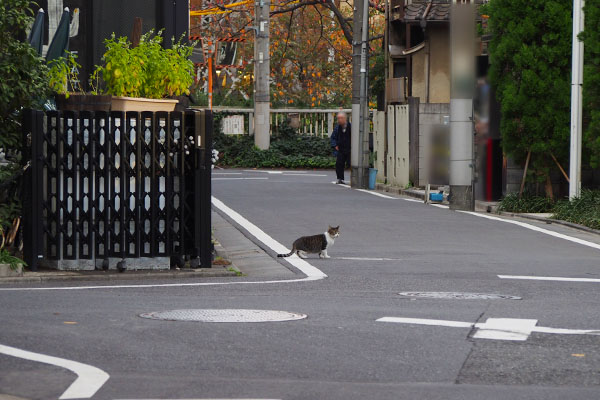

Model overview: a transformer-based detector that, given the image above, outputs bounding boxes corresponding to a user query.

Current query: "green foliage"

[93,31,195,99]
[0,0,49,151]
[483,0,572,185]
[581,0,600,167]
[553,190,600,230]
[497,192,555,213]
[47,52,82,96]
[0,248,24,271]
[213,115,335,169]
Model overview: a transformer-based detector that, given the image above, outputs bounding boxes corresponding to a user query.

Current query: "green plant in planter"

[47,51,82,97]
[92,31,195,99]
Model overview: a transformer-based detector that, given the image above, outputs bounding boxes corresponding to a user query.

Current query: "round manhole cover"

[139,309,308,322]
[398,292,521,300]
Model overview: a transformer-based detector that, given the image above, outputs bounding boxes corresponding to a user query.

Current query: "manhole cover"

[139,309,308,322]
[398,292,521,300]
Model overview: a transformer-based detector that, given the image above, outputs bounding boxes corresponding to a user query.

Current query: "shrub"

[213,116,335,169]
[497,192,555,213]
[553,190,600,230]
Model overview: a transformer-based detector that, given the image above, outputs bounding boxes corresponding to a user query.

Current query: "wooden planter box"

[110,96,178,112]
[55,94,180,113]
[55,94,112,112]
[0,263,23,277]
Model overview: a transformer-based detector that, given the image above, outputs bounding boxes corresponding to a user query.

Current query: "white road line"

[282,173,327,177]
[0,197,327,291]
[333,256,403,261]
[0,343,109,399]
[402,198,423,203]
[211,196,327,280]
[355,189,397,199]
[331,181,351,188]
[431,204,449,209]
[244,170,308,174]
[377,317,600,341]
[377,317,474,328]
[459,211,600,252]
[212,177,268,181]
[498,275,600,283]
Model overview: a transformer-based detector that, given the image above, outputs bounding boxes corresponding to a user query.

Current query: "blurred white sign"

[222,115,244,135]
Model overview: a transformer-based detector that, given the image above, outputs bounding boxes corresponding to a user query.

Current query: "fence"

[22,109,213,271]
[205,107,353,137]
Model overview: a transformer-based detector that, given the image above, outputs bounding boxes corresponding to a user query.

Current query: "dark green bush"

[553,190,600,230]
[213,115,335,169]
[497,192,555,213]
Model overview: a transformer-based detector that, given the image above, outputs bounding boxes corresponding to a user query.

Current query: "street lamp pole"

[569,0,584,199]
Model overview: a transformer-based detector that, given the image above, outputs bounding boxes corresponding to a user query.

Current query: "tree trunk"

[545,174,554,200]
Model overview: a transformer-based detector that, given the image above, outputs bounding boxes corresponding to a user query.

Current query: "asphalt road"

[1,168,600,400]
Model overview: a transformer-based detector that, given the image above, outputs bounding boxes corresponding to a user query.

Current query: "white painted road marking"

[377,316,600,341]
[282,173,327,177]
[0,197,327,291]
[212,177,268,180]
[355,189,397,199]
[0,343,109,399]
[331,181,351,188]
[402,198,423,203]
[459,211,600,252]
[333,256,404,261]
[431,204,449,209]
[498,275,600,283]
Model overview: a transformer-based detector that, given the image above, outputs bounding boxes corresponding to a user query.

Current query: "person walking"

[330,112,351,184]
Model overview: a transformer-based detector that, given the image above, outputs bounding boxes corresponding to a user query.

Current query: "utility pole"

[449,3,475,210]
[351,0,369,188]
[254,0,270,149]
[569,0,584,199]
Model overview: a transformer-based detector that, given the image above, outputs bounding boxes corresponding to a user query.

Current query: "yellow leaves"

[279,90,284,96]
[288,99,294,104]
[282,66,286,75]
[311,96,316,101]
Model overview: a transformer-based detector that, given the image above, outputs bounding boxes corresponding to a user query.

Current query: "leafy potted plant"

[50,52,111,111]
[91,31,195,112]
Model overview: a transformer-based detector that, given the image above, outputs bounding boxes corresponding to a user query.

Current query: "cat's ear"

[328,225,333,229]
[335,226,339,230]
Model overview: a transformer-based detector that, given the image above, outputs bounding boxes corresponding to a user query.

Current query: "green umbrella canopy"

[46,7,70,62]
[27,8,45,56]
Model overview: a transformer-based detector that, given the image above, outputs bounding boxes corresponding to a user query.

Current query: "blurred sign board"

[222,115,244,135]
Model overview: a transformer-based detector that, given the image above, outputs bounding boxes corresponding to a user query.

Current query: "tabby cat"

[277,226,340,259]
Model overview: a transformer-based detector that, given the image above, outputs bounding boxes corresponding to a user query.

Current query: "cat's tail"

[277,247,295,257]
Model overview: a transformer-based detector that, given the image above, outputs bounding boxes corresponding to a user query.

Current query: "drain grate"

[398,292,521,300]
[139,309,308,322]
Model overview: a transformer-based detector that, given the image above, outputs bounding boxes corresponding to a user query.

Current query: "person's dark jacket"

[330,122,351,156]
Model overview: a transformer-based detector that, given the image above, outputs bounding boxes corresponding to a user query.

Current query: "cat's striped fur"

[277,226,340,259]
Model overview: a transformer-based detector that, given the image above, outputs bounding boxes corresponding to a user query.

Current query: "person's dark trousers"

[336,152,350,181]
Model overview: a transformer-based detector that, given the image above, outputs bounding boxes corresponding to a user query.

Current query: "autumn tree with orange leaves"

[190,0,384,108]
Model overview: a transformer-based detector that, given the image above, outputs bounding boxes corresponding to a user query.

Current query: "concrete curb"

[497,211,600,236]
[375,183,426,200]
[0,267,236,284]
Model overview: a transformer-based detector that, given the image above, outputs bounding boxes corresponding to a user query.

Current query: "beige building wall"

[410,25,450,104]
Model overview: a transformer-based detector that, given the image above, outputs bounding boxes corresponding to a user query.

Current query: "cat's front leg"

[321,249,331,259]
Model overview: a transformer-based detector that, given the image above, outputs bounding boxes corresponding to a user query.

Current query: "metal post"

[254,0,270,149]
[449,3,475,210]
[569,0,584,199]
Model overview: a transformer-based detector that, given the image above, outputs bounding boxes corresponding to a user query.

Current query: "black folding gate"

[22,109,213,271]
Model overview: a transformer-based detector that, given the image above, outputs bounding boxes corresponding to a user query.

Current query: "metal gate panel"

[24,109,212,271]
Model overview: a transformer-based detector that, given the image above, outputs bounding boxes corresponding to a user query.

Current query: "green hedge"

[213,116,335,169]
[498,190,600,230]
